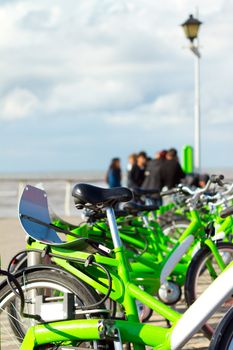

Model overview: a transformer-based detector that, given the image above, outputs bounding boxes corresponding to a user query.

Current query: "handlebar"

[222,183,233,195]
[169,174,227,208]
[177,184,195,196]
[144,174,228,210]
[160,188,179,197]
[199,182,233,208]
[220,206,233,219]
[210,174,225,187]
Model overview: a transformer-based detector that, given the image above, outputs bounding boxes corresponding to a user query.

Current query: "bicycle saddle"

[72,183,132,209]
[133,188,159,197]
[123,201,158,213]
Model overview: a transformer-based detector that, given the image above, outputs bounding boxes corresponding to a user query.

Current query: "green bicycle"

[1,182,233,349]
[1,179,233,348]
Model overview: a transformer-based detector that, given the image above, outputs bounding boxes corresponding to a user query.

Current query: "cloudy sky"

[0,0,232,173]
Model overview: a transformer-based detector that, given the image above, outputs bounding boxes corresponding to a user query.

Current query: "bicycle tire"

[0,269,110,349]
[185,241,233,339]
[161,219,190,239]
[209,307,233,349]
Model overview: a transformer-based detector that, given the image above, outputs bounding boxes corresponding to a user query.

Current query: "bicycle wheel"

[209,307,233,350]
[185,242,233,339]
[162,220,189,240]
[0,269,110,349]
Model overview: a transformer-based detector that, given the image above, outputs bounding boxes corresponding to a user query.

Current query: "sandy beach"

[0,217,25,269]
[0,216,82,268]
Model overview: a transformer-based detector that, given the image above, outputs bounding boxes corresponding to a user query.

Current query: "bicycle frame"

[55,209,230,285]
[21,206,233,350]
[24,207,228,303]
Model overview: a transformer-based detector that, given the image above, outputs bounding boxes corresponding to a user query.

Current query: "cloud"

[1,88,39,120]
[21,6,61,31]
[46,78,145,113]
[0,0,232,170]
[107,92,192,127]
[207,106,233,125]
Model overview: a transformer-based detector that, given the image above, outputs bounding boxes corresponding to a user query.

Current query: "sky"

[0,0,232,173]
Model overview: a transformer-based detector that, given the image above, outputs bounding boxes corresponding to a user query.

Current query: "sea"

[0,171,106,218]
[0,169,232,218]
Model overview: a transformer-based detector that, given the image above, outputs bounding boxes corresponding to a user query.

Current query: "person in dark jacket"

[160,148,185,189]
[142,150,167,192]
[106,158,122,188]
[128,152,147,189]
[141,150,167,206]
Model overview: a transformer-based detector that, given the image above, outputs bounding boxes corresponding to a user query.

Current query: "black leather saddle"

[73,183,133,209]
[133,188,159,196]
[123,201,158,214]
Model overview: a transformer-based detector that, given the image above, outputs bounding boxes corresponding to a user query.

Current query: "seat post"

[106,207,122,249]
[141,214,150,228]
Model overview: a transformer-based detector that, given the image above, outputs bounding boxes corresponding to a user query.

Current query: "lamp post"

[181,14,202,173]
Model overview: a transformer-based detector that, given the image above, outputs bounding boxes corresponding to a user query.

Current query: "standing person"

[160,148,185,189]
[106,158,122,188]
[128,152,147,189]
[127,153,137,187]
[142,150,167,192]
[198,174,210,188]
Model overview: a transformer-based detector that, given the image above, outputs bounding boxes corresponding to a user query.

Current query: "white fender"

[171,264,233,349]
[160,235,194,284]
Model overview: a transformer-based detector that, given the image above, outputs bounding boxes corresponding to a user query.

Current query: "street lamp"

[181,14,202,173]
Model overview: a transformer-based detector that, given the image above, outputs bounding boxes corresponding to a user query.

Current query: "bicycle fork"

[204,239,227,278]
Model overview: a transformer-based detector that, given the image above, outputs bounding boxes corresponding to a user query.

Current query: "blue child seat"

[19,185,87,248]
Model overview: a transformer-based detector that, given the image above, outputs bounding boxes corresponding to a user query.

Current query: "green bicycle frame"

[21,205,233,349]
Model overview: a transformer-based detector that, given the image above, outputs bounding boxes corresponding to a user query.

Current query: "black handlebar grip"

[217,174,225,186]
[220,206,233,219]
[210,174,225,186]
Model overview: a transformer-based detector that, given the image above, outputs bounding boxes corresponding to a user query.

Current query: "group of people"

[105,148,185,192]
